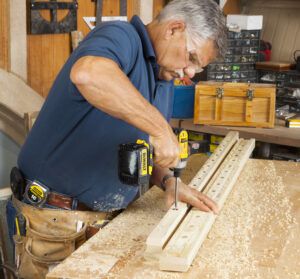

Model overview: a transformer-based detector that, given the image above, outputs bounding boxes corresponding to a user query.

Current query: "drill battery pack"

[118,140,153,187]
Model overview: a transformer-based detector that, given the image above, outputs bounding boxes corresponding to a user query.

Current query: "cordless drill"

[118,140,153,196]
[118,129,188,204]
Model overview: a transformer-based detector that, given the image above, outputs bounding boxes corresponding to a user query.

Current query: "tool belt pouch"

[15,215,87,279]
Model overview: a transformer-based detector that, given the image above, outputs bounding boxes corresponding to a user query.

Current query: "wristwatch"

[160,174,175,190]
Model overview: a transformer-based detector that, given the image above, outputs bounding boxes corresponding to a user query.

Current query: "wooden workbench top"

[47,158,300,279]
[170,119,300,148]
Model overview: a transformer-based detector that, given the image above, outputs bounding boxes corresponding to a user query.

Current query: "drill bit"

[174,177,179,210]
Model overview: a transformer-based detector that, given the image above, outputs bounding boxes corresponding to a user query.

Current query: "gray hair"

[156,0,227,59]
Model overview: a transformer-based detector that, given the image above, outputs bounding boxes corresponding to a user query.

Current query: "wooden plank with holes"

[159,138,255,272]
[144,131,239,259]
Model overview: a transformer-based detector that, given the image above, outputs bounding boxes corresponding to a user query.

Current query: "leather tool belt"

[40,191,91,211]
[10,167,91,211]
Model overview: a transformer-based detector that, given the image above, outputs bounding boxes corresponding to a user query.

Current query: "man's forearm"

[70,56,169,138]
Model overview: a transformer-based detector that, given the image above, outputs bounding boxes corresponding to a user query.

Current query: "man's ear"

[165,20,186,39]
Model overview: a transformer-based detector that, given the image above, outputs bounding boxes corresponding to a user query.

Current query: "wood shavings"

[47,159,300,279]
[191,159,298,279]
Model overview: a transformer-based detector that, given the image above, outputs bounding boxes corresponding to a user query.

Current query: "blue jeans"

[6,199,17,245]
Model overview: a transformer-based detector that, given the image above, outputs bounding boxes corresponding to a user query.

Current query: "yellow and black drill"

[118,139,153,196]
[118,129,188,205]
[172,129,189,209]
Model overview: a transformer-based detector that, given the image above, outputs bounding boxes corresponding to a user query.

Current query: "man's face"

[155,21,216,81]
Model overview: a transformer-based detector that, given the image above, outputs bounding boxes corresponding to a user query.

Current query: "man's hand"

[164,177,219,214]
[149,125,180,169]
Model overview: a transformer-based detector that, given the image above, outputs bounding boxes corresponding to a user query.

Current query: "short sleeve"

[74,22,139,75]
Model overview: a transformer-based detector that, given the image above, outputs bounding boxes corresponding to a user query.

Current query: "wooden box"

[194,82,276,128]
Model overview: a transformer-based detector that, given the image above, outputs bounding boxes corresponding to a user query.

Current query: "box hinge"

[247,89,254,101]
[216,87,224,99]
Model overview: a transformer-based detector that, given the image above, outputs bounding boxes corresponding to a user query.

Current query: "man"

[10,0,226,277]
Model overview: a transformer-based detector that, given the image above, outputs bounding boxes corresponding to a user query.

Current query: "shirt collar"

[130,15,156,60]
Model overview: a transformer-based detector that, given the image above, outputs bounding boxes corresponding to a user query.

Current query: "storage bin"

[172,85,195,118]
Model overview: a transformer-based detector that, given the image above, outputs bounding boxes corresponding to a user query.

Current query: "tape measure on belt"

[24,181,50,207]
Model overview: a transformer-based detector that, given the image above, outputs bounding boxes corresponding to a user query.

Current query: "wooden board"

[255,61,294,71]
[194,82,276,128]
[0,0,9,71]
[159,139,255,272]
[24,111,40,133]
[223,0,241,15]
[145,131,239,259]
[170,119,300,148]
[0,69,44,144]
[47,159,300,279]
[138,0,154,24]
[10,0,27,80]
[153,0,165,18]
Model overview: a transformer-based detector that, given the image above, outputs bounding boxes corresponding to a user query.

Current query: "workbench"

[47,158,300,279]
[170,119,300,148]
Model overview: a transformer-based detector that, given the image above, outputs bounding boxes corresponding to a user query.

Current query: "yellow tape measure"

[24,181,49,206]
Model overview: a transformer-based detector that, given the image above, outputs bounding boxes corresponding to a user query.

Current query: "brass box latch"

[247,89,254,101]
[216,87,224,99]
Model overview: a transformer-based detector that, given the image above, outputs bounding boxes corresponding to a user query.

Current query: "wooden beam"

[0,0,9,71]
[153,0,165,18]
[0,188,12,200]
[159,138,255,272]
[144,131,239,259]
[138,0,153,24]
[24,111,40,134]
[10,0,27,80]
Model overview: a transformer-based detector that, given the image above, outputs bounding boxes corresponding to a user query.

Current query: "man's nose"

[183,67,196,78]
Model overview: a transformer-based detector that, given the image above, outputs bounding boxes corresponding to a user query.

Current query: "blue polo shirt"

[18,16,174,211]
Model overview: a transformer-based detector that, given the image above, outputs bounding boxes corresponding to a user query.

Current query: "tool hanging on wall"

[93,0,127,26]
[28,0,78,34]
[84,0,127,30]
